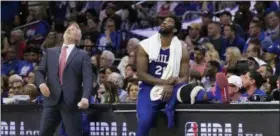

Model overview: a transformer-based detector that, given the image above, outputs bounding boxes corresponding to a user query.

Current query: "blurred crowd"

[1,1,280,105]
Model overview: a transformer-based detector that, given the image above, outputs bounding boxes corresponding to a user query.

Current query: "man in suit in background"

[36,22,93,136]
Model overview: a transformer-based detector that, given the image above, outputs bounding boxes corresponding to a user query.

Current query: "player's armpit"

[136,45,169,85]
[175,47,190,84]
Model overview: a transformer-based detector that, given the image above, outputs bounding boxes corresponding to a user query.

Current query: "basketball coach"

[35,22,93,136]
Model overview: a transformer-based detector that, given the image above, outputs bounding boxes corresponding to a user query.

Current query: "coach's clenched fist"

[77,98,89,109]
[39,83,50,97]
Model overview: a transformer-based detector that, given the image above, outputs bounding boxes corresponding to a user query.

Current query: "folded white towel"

[139,33,182,101]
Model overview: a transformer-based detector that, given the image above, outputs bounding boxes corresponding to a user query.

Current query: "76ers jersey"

[140,48,170,87]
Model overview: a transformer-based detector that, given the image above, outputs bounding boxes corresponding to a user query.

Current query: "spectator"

[100,50,115,69]
[207,22,227,60]
[107,72,128,103]
[98,81,119,104]
[83,34,100,56]
[105,66,120,79]
[200,11,213,37]
[263,45,280,74]
[117,38,139,77]
[258,65,274,92]
[120,3,140,31]
[234,2,254,33]
[248,57,266,71]
[25,6,50,43]
[98,18,121,51]
[7,29,26,59]
[1,46,20,76]
[26,71,36,84]
[224,24,246,52]
[1,76,9,98]
[240,71,266,101]
[224,47,242,73]
[226,67,238,78]
[245,39,262,58]
[84,18,100,37]
[204,50,220,63]
[271,76,280,100]
[91,55,100,69]
[85,9,99,20]
[23,84,39,103]
[217,11,244,38]
[10,79,24,96]
[125,64,137,79]
[265,11,280,44]
[41,31,57,50]
[228,75,243,102]
[98,68,106,85]
[254,1,279,23]
[17,47,40,77]
[201,60,220,91]
[100,2,122,32]
[189,69,203,85]
[244,19,273,52]
[185,23,203,51]
[126,79,139,103]
[191,46,206,76]
[8,74,22,88]
[124,64,137,89]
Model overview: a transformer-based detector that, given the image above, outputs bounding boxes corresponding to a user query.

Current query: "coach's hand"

[39,83,50,97]
[77,98,89,109]
[162,85,173,102]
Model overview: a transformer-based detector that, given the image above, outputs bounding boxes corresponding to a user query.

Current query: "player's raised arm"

[137,45,169,86]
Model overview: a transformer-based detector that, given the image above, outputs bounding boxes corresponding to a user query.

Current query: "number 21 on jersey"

[155,65,166,76]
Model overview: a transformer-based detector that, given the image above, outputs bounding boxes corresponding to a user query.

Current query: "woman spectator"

[190,46,206,76]
[125,79,139,103]
[124,64,137,89]
[98,81,119,103]
[204,50,220,63]
[223,47,242,73]
[91,55,100,69]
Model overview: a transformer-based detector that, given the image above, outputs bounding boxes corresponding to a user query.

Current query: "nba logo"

[185,122,198,136]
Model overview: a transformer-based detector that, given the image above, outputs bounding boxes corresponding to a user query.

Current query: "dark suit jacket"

[35,46,94,109]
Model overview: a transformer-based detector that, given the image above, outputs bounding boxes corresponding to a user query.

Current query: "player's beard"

[159,28,172,37]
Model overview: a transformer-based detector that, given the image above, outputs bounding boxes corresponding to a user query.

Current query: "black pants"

[39,95,83,136]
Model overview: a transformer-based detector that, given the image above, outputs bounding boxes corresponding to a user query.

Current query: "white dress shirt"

[61,44,75,61]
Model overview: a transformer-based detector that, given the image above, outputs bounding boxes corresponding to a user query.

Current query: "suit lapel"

[54,47,61,74]
[65,47,78,69]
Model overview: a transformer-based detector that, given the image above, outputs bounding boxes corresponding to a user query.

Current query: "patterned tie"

[59,46,68,84]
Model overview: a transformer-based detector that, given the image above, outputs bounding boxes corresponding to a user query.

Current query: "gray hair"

[128,38,140,45]
[107,72,124,89]
[9,74,23,83]
[102,50,115,66]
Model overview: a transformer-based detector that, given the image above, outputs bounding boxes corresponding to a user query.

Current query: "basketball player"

[136,16,190,136]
